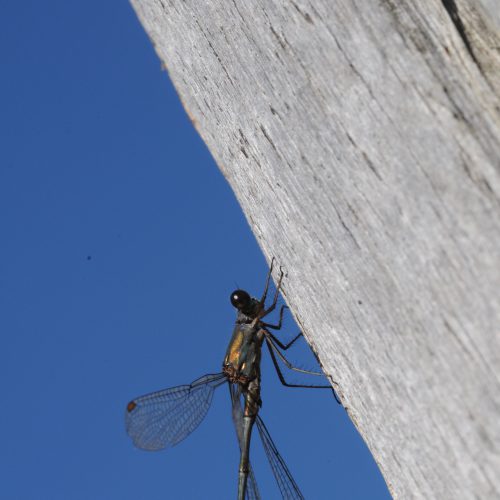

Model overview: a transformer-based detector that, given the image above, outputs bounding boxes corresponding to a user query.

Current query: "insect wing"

[230,385,261,500]
[125,372,227,451]
[256,416,304,500]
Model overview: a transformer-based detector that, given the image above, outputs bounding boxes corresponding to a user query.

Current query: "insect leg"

[261,305,287,330]
[261,307,303,350]
[259,257,275,306]
[265,338,342,403]
[265,330,303,350]
[264,334,324,376]
[260,266,284,318]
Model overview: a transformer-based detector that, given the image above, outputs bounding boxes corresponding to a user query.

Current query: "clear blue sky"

[1,2,390,499]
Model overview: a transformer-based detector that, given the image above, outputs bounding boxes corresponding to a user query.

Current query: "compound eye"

[230,290,251,310]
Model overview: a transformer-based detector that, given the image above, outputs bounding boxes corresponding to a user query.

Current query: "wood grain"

[130,1,500,497]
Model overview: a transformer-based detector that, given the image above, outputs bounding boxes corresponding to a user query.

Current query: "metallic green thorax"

[223,296,265,386]
[223,321,265,383]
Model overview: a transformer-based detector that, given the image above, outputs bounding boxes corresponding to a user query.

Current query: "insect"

[125,260,337,499]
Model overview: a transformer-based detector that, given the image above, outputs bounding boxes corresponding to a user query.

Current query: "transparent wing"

[256,415,304,500]
[125,372,227,451]
[246,462,261,500]
[230,385,261,500]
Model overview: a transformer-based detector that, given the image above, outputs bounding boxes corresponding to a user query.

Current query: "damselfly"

[125,260,337,499]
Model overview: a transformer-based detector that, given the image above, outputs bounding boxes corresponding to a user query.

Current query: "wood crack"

[440,0,483,75]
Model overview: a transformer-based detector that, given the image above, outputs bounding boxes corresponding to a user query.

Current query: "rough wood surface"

[130,1,500,498]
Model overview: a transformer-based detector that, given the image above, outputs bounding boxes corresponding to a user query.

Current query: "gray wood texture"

[130,1,500,498]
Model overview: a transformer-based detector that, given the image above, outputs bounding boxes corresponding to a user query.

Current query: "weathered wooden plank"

[130,1,500,497]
